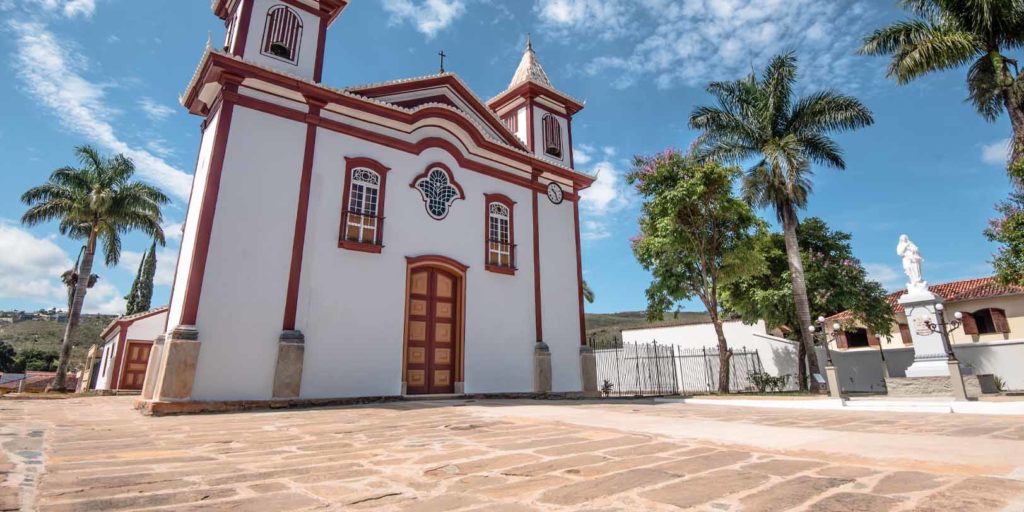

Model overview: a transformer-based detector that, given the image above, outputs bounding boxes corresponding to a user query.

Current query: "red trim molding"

[573,192,586,346]
[180,77,241,326]
[409,162,466,221]
[531,176,543,343]
[338,156,391,254]
[348,75,527,151]
[232,0,254,58]
[313,19,327,82]
[405,254,469,273]
[181,53,594,190]
[488,81,585,116]
[282,99,323,331]
[483,193,516,276]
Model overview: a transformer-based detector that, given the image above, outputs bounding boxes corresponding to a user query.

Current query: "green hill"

[0,315,115,367]
[585,311,712,348]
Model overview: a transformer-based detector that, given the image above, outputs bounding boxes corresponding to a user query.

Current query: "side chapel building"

[141,0,598,405]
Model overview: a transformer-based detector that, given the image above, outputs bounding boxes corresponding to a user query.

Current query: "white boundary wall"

[815,339,1024,393]
[622,320,801,382]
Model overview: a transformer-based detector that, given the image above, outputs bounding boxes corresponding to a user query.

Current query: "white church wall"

[538,193,583,392]
[127,312,168,343]
[167,109,222,328]
[296,128,540,398]
[95,336,116,391]
[189,106,306,401]
[241,0,322,80]
[531,105,570,167]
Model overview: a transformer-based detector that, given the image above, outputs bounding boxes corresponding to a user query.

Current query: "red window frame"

[262,4,303,65]
[339,157,390,254]
[484,193,516,275]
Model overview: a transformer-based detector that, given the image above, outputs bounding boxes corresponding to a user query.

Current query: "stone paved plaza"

[2,397,1024,511]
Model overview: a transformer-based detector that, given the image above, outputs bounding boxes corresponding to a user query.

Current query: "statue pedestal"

[899,290,950,378]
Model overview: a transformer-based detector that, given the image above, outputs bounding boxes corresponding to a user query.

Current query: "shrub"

[748,371,791,393]
[601,379,614,397]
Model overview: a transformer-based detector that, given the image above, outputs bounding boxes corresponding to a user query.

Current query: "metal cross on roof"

[438,50,447,73]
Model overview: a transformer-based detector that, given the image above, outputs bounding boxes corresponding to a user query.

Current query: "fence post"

[652,341,663,395]
[634,342,643,397]
[614,344,622,397]
[702,346,710,393]
[670,345,679,395]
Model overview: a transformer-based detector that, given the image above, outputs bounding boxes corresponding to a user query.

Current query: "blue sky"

[0,0,1013,316]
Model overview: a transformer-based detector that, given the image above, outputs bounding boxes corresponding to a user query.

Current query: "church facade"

[141,0,597,404]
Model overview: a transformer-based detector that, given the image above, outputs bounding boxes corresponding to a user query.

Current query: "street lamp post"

[924,303,969,401]
[809,317,842,400]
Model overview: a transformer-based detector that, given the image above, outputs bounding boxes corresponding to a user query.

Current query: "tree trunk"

[711,317,732,393]
[1004,88,1024,185]
[780,205,821,391]
[52,235,96,392]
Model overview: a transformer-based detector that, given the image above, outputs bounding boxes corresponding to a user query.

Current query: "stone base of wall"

[133,391,587,417]
[885,375,982,398]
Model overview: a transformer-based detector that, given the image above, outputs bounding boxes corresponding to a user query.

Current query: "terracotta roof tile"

[828,276,1024,321]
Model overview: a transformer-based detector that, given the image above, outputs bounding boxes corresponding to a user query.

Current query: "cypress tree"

[124,242,157,314]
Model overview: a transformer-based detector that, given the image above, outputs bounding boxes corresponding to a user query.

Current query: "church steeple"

[488,35,585,168]
[508,35,553,90]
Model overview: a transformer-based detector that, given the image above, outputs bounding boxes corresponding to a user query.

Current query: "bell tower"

[213,0,348,83]
[488,36,585,168]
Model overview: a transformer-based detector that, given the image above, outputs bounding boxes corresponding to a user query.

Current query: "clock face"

[547,182,564,204]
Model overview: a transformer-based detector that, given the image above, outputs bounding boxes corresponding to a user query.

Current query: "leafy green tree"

[689,53,874,390]
[723,218,895,383]
[21,146,168,391]
[628,151,763,393]
[0,341,16,373]
[13,349,60,372]
[125,241,157,315]
[860,0,1024,180]
[582,280,595,304]
[986,193,1024,284]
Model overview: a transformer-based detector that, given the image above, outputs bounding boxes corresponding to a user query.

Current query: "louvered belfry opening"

[262,5,303,64]
[542,114,561,158]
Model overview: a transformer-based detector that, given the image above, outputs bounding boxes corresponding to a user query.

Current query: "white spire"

[508,34,552,89]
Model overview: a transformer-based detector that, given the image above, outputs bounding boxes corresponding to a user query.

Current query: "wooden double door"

[405,266,460,394]
[119,341,152,390]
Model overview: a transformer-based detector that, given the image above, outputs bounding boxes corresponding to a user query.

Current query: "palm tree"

[860,0,1024,180]
[689,53,874,389]
[582,280,595,304]
[22,146,168,391]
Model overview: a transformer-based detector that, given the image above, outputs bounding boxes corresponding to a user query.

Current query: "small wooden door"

[120,341,152,390]
[405,267,458,394]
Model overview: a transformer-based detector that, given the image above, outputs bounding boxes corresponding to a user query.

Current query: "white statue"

[896,234,927,292]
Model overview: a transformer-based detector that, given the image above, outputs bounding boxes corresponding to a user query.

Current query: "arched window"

[262,5,303,64]
[542,113,562,158]
[484,194,516,275]
[340,157,390,253]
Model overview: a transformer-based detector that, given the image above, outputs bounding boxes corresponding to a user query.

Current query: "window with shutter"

[898,323,912,345]
[991,308,1010,333]
[484,194,516,275]
[542,114,561,158]
[262,5,303,64]
[961,311,979,335]
[339,157,390,253]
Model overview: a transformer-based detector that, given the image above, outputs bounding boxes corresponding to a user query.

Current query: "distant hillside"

[0,315,115,366]
[585,311,711,348]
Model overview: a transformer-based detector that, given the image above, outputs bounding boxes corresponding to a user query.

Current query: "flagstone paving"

[1,396,1024,511]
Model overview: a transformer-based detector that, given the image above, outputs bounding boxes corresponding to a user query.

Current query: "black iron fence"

[593,341,766,396]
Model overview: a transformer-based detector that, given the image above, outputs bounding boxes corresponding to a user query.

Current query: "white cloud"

[534,0,633,40]
[981,138,1010,166]
[162,221,184,241]
[9,20,192,201]
[382,0,466,39]
[82,280,125,314]
[139,97,176,122]
[865,263,902,290]
[119,247,178,287]
[574,143,594,165]
[0,223,71,304]
[579,156,633,242]
[543,0,879,90]
[27,0,95,18]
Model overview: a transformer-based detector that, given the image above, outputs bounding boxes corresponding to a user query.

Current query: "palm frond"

[967,53,1007,120]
